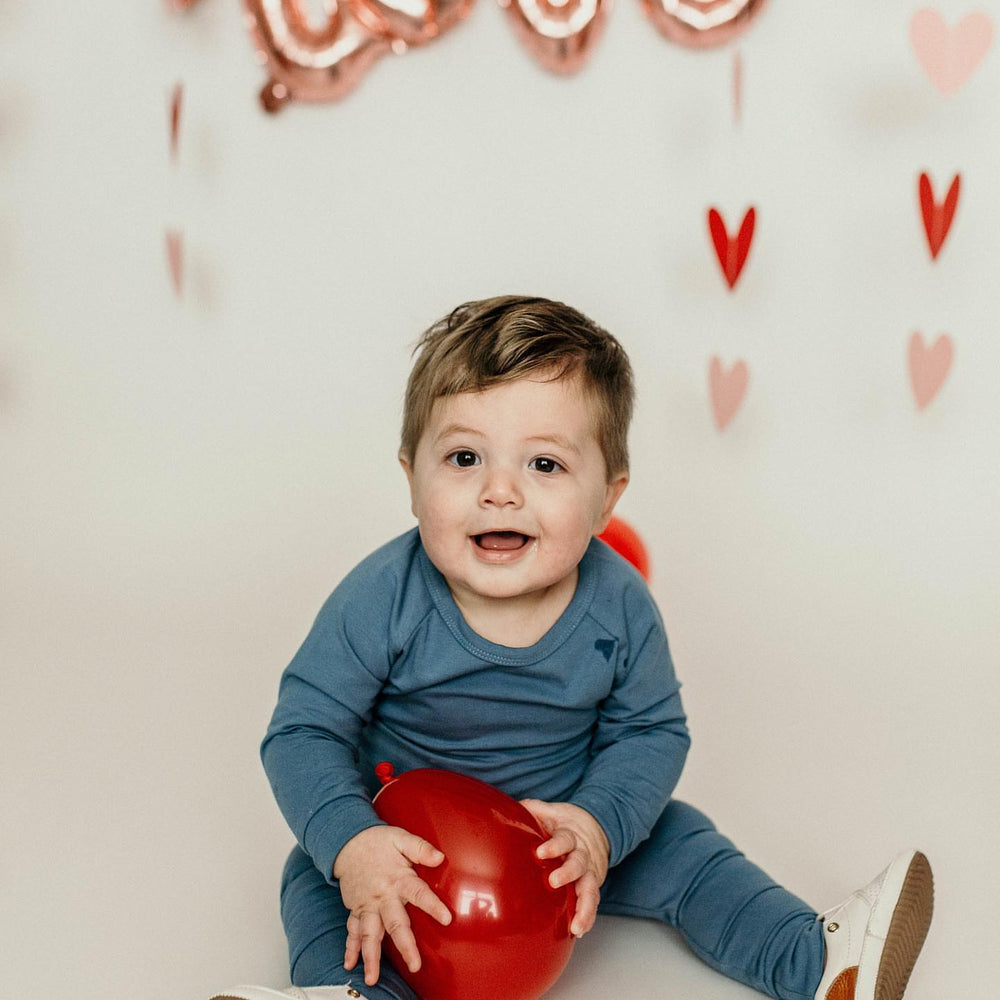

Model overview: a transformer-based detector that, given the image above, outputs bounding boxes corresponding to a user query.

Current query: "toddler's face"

[400,372,627,615]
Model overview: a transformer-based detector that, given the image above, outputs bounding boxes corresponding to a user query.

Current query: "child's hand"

[333,825,452,987]
[518,799,610,938]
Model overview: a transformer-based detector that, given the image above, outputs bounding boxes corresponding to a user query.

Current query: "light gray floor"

[552,916,762,1000]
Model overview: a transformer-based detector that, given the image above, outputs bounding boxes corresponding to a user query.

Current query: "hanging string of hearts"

[165,83,184,298]
[166,2,988,423]
[173,0,767,111]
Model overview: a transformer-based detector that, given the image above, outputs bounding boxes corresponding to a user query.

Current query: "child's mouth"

[473,531,531,551]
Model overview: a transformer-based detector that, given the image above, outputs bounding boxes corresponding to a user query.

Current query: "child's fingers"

[535,827,576,861]
[398,830,446,869]
[381,899,423,975]
[344,912,362,972]
[570,871,601,938]
[520,798,571,842]
[547,845,588,889]
[396,831,450,924]
[358,910,385,986]
[406,875,453,927]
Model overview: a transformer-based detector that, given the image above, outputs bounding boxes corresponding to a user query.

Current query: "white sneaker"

[209,987,369,1000]
[814,851,933,1000]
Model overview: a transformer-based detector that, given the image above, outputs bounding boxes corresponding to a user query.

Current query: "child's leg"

[280,846,420,1000]
[599,800,824,1000]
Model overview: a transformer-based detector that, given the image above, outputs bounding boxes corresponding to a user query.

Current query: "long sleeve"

[260,560,397,883]
[568,565,691,868]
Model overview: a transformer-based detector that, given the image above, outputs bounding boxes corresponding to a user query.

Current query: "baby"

[211,296,933,1000]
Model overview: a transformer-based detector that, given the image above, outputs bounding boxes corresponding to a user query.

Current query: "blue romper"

[263,529,825,1000]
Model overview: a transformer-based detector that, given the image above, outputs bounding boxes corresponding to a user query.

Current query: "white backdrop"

[2,2,998,998]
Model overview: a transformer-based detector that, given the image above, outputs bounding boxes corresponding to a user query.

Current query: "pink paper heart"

[908,332,953,409]
[911,9,993,95]
[169,83,182,160]
[165,229,184,297]
[709,356,749,431]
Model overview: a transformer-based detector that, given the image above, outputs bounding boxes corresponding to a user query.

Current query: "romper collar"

[416,539,600,667]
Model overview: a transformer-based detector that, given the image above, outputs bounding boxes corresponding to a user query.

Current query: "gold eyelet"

[827,922,839,932]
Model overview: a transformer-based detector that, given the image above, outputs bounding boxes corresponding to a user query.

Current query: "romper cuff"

[303,797,387,884]
[567,787,631,869]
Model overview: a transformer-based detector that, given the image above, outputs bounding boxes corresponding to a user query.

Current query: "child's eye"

[447,450,480,468]
[528,456,563,474]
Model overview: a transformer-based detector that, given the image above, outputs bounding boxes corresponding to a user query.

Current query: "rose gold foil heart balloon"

[245,0,392,111]
[498,0,610,74]
[351,0,476,46]
[641,0,767,48]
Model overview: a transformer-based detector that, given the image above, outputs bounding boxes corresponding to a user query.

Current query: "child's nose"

[479,468,523,508]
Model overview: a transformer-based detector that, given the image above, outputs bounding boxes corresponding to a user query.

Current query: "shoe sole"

[873,851,934,1000]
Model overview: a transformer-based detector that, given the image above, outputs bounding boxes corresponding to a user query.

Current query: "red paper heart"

[708,206,755,289]
[918,172,960,260]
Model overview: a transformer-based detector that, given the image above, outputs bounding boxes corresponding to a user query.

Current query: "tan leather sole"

[873,851,934,1000]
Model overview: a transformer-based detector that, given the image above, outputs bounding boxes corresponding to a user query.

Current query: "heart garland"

[703,170,961,428]
[165,82,184,298]
[168,3,966,420]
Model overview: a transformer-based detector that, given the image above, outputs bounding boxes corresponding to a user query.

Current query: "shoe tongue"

[478,531,527,550]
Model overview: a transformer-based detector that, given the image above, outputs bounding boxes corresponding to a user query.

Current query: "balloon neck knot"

[375,762,396,786]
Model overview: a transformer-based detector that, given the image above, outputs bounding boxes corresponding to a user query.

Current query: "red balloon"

[598,515,650,580]
[372,766,575,1000]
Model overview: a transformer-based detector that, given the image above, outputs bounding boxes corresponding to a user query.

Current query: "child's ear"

[595,474,629,535]
[398,453,418,518]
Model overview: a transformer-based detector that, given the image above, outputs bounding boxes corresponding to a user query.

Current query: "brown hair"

[400,296,634,479]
